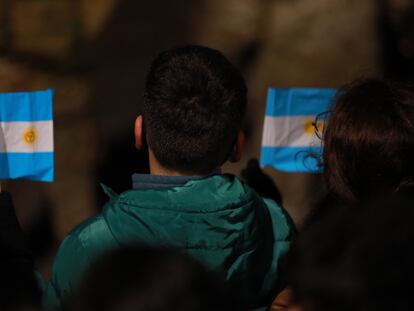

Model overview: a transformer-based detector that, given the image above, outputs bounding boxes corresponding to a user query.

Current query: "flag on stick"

[0,89,54,181]
[260,87,336,173]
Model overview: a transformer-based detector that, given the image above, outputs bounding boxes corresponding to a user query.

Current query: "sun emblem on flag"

[23,128,37,145]
[304,118,324,136]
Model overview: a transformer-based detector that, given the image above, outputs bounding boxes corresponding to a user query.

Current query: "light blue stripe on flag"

[261,146,322,173]
[0,153,53,181]
[0,89,54,182]
[265,88,336,116]
[0,89,53,121]
[261,87,336,173]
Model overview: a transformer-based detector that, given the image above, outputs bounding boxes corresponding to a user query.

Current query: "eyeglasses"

[312,111,332,140]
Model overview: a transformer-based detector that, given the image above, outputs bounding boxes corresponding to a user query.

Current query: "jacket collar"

[132,174,203,190]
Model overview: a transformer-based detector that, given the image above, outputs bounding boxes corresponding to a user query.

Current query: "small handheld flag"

[0,89,54,181]
[260,87,336,173]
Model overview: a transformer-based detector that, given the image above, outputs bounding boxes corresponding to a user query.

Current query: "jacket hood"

[102,174,265,253]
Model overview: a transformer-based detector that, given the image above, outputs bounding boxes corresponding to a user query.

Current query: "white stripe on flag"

[261,115,321,147]
[0,121,53,152]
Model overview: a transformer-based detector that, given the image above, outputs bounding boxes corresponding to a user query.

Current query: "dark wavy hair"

[323,78,414,202]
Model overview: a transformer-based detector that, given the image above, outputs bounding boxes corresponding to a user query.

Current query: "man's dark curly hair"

[143,45,247,174]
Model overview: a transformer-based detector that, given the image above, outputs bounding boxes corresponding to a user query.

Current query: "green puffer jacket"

[42,174,294,310]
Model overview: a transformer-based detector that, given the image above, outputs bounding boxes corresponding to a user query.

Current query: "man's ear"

[229,131,245,163]
[134,115,144,150]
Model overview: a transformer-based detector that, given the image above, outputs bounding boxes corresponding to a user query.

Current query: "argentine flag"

[0,89,54,181]
[260,88,336,173]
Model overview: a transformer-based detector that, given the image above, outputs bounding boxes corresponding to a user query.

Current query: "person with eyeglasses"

[271,78,414,310]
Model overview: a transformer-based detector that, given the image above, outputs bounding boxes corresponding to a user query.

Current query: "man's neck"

[149,164,187,177]
[148,150,219,176]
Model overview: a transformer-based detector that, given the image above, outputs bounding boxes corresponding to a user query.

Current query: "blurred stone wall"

[0,0,118,261]
[0,0,380,256]
[193,0,380,224]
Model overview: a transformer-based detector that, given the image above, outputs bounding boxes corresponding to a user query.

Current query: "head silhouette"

[287,195,414,311]
[70,245,242,311]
